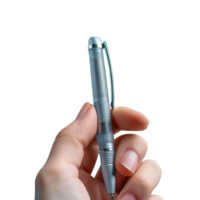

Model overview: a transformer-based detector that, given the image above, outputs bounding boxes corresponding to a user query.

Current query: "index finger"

[111,106,150,134]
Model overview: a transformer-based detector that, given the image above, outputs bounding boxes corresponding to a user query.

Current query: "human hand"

[35,102,162,200]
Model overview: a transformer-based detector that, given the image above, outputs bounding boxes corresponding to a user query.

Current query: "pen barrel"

[88,47,114,148]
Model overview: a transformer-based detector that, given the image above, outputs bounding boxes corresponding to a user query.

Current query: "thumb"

[45,102,97,178]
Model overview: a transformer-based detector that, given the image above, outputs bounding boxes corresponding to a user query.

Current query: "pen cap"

[88,37,115,109]
[88,37,109,100]
[88,36,102,48]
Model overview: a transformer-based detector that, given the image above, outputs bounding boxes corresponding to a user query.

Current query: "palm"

[78,169,111,200]
[44,167,111,200]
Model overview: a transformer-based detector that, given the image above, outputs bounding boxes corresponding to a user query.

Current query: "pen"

[88,36,116,200]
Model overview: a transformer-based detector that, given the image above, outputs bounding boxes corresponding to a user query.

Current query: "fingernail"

[121,193,137,200]
[136,111,150,123]
[76,102,90,119]
[120,150,139,173]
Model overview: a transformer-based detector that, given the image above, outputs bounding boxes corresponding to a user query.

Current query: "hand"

[35,102,162,200]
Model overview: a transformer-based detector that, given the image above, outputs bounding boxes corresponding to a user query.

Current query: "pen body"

[89,47,114,148]
[88,37,116,195]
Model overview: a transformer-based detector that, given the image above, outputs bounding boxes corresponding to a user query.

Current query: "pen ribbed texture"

[100,150,116,194]
[95,99,111,122]
[100,150,115,166]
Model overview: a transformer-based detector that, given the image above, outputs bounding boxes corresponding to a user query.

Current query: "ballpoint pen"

[88,36,116,200]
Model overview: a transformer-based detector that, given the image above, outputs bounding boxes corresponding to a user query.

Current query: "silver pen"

[88,36,116,200]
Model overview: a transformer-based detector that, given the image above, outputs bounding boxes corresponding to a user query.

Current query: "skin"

[35,102,163,200]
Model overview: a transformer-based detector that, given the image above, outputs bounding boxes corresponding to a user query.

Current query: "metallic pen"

[88,36,116,200]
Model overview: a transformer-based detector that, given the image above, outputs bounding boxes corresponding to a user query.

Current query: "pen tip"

[109,194,115,200]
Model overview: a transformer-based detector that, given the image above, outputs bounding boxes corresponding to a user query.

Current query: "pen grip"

[94,99,114,145]
[100,149,115,165]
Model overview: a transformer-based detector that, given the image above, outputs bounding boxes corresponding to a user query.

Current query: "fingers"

[109,110,161,200]
[117,160,162,200]
[95,134,148,193]
[45,102,150,180]
[111,107,150,133]
[115,134,148,176]
[80,105,151,175]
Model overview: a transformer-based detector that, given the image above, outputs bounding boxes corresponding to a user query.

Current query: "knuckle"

[134,175,152,193]
[145,159,162,174]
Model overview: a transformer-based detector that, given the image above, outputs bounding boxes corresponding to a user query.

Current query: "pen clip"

[102,41,115,110]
